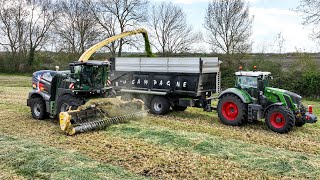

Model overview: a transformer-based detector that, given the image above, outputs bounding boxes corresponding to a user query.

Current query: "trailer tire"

[265,106,295,133]
[150,96,170,115]
[172,106,187,111]
[57,95,83,116]
[217,94,247,126]
[30,97,48,120]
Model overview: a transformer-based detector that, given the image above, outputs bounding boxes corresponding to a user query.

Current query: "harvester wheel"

[217,94,247,126]
[57,95,82,115]
[172,106,187,111]
[150,96,170,115]
[30,97,48,120]
[265,106,295,133]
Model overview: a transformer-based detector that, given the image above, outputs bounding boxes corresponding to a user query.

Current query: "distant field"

[0,74,320,179]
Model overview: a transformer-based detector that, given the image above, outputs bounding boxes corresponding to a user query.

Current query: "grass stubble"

[0,75,320,179]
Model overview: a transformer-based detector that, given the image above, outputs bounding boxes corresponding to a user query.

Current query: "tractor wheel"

[150,96,170,115]
[217,94,247,126]
[30,97,48,120]
[172,106,187,111]
[265,106,295,133]
[57,95,83,116]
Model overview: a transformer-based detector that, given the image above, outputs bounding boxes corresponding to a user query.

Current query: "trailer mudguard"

[218,88,252,103]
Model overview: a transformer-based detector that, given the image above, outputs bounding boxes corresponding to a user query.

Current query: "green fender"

[218,88,252,103]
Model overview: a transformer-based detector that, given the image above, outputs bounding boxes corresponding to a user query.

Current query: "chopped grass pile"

[79,98,145,117]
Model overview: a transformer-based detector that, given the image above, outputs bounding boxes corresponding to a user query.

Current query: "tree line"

[0,0,254,70]
[1,0,320,95]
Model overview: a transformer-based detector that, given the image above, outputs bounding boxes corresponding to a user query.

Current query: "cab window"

[237,76,258,88]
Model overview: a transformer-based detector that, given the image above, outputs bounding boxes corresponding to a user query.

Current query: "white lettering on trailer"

[144,80,148,85]
[153,80,157,85]
[159,80,163,86]
[132,80,135,85]
[137,79,141,85]
[167,81,171,86]
[176,81,181,87]
[115,82,119,86]
[183,82,187,88]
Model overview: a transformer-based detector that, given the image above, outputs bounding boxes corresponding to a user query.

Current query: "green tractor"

[217,68,317,133]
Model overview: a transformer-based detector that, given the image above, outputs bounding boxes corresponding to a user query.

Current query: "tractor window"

[237,76,258,88]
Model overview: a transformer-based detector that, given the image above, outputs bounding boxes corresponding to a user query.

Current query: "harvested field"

[0,74,320,179]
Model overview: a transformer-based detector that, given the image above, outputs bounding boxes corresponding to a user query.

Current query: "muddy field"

[0,74,320,179]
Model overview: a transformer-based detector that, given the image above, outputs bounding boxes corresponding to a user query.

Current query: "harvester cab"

[217,67,317,133]
[68,61,110,93]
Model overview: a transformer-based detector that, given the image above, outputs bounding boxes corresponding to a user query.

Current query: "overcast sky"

[151,0,319,53]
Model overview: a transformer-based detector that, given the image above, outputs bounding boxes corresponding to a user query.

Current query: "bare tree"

[147,2,200,56]
[88,0,148,57]
[26,0,56,65]
[54,0,99,55]
[204,0,253,56]
[0,0,28,58]
[275,32,286,54]
[296,0,320,38]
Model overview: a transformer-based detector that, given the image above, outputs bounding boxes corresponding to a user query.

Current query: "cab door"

[237,76,259,100]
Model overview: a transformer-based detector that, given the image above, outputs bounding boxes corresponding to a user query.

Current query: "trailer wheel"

[265,106,295,133]
[150,96,170,115]
[172,106,187,111]
[217,94,247,126]
[30,97,48,120]
[57,95,83,115]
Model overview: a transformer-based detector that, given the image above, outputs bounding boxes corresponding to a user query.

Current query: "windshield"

[237,76,258,88]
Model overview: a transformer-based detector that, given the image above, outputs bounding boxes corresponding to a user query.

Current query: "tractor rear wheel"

[217,94,247,126]
[30,97,48,120]
[265,106,295,133]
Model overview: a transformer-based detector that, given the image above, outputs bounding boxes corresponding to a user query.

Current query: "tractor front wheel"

[266,106,295,133]
[217,94,247,126]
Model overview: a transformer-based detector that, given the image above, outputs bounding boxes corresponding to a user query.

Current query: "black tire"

[295,121,305,127]
[57,95,83,115]
[150,96,170,115]
[172,106,187,111]
[217,94,247,126]
[30,97,48,120]
[265,106,295,133]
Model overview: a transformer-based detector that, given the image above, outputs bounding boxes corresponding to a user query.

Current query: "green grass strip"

[106,122,320,179]
[0,134,146,180]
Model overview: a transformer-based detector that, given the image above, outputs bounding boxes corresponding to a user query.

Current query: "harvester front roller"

[59,98,147,135]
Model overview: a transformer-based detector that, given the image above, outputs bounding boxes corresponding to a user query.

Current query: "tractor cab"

[235,70,272,103]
